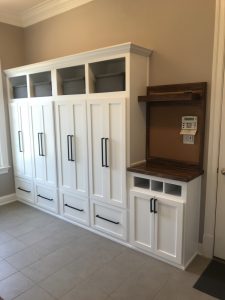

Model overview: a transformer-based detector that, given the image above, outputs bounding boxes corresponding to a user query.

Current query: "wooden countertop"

[127,160,204,182]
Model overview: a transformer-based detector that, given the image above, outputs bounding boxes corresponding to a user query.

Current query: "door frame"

[203,0,225,257]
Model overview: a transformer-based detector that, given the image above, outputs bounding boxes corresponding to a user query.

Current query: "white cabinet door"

[130,191,154,252]
[55,99,88,197]
[30,101,57,187]
[87,98,126,207]
[9,102,33,179]
[154,197,183,264]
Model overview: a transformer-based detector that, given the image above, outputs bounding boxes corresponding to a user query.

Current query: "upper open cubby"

[10,76,27,99]
[30,71,52,97]
[57,65,86,95]
[89,58,125,93]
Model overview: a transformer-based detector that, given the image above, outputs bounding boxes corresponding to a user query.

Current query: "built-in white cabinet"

[55,98,88,197]
[130,191,183,264]
[29,100,57,187]
[9,102,33,179]
[87,98,126,208]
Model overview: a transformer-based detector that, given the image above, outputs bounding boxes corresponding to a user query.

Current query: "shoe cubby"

[134,177,150,189]
[10,76,28,99]
[30,71,52,97]
[89,58,125,93]
[165,183,182,196]
[151,180,163,192]
[57,65,85,95]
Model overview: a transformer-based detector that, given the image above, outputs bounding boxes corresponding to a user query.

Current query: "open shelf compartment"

[165,183,182,196]
[134,177,150,189]
[57,65,85,95]
[151,180,163,192]
[30,71,52,97]
[89,58,125,93]
[10,75,27,99]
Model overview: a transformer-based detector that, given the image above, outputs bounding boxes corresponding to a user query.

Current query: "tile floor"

[0,201,216,300]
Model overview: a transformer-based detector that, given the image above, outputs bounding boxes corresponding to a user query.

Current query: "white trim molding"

[203,0,225,258]
[0,193,16,206]
[0,0,95,28]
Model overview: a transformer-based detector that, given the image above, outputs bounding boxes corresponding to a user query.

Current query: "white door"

[214,99,225,259]
[130,191,154,252]
[30,100,57,187]
[9,102,33,179]
[154,197,183,264]
[55,99,88,197]
[87,98,126,207]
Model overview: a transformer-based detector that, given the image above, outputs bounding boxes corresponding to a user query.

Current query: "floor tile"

[13,285,55,300]
[0,239,26,258]
[0,260,17,280]
[0,272,34,300]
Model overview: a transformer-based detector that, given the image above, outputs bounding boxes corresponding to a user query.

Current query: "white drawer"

[91,201,127,240]
[60,193,89,225]
[15,177,34,203]
[35,185,58,213]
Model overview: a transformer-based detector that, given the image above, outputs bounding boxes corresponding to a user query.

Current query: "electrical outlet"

[183,135,194,144]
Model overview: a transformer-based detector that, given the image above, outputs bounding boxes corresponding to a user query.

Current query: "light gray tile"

[0,260,17,280]
[0,232,14,245]
[14,286,55,300]
[6,223,36,238]
[39,267,82,299]
[0,239,26,258]
[0,272,34,300]
[17,228,52,246]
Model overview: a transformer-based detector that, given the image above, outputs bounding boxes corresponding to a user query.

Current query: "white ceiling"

[0,0,94,27]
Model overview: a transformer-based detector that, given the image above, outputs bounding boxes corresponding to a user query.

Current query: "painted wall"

[0,22,25,197]
[23,0,215,240]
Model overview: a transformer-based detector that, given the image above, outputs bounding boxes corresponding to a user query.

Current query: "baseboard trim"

[0,193,16,206]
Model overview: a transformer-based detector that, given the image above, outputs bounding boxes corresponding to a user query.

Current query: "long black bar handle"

[154,198,157,214]
[96,214,119,225]
[40,133,45,156]
[18,131,23,152]
[67,135,71,161]
[70,135,75,162]
[65,203,84,212]
[37,194,53,201]
[150,198,154,213]
[101,138,105,167]
[17,187,31,193]
[38,133,42,156]
[105,138,109,167]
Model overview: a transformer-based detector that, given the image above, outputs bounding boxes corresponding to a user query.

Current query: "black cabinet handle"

[101,138,105,167]
[150,198,154,213]
[105,138,109,167]
[70,135,75,162]
[154,198,157,214]
[67,135,70,161]
[18,131,23,152]
[17,187,31,193]
[65,203,84,212]
[38,133,44,156]
[37,194,53,201]
[96,214,119,225]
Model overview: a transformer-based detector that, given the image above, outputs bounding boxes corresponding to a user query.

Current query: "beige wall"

[0,22,25,197]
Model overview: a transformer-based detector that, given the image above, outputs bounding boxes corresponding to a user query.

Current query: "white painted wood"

[35,184,58,213]
[15,177,34,203]
[29,99,57,187]
[59,192,89,225]
[55,98,88,197]
[154,197,183,265]
[9,102,33,179]
[130,191,154,252]
[90,200,127,240]
[0,193,16,205]
[203,0,225,258]
[87,98,126,208]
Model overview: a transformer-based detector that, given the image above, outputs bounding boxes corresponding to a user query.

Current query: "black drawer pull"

[37,194,53,201]
[17,187,31,193]
[96,214,119,225]
[65,203,84,212]
[154,198,157,214]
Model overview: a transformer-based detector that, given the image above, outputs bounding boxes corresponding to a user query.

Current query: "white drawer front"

[35,185,58,213]
[15,177,34,203]
[91,202,127,240]
[60,193,89,225]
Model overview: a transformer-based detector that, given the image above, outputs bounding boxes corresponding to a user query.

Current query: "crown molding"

[0,0,94,28]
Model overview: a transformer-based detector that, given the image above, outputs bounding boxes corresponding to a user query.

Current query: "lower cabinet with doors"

[129,172,201,268]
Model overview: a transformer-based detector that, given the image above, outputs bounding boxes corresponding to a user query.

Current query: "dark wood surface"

[127,159,204,182]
